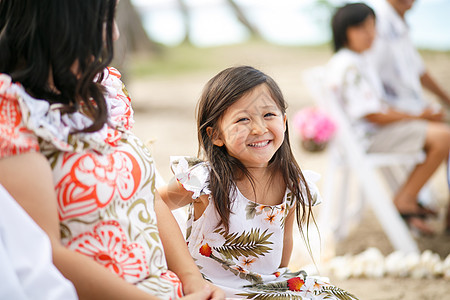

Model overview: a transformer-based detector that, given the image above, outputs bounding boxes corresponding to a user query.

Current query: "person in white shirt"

[326,2,450,235]
[0,184,78,300]
[367,0,450,118]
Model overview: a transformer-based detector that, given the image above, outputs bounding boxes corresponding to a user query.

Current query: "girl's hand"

[420,107,444,122]
[181,285,213,300]
[183,277,225,300]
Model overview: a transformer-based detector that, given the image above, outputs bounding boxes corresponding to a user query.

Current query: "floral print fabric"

[0,68,182,300]
[171,156,358,299]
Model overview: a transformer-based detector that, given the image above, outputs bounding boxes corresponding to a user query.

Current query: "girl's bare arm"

[365,107,443,124]
[154,193,225,300]
[280,204,295,268]
[0,153,217,300]
[158,177,196,210]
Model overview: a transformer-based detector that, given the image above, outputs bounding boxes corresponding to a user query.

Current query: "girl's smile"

[248,140,270,148]
[212,84,286,168]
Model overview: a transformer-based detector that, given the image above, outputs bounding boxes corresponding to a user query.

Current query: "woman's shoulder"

[0,68,134,158]
[0,73,41,158]
[98,67,135,147]
[101,67,135,132]
[170,156,211,199]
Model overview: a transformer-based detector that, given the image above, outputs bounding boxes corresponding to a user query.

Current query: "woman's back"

[0,68,181,299]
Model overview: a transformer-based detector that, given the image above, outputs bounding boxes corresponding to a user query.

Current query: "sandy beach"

[124,42,450,299]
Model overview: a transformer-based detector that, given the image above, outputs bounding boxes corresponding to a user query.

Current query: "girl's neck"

[235,166,285,206]
[246,166,271,180]
[345,46,365,54]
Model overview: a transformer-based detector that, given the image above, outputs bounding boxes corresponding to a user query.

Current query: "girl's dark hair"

[197,65,314,235]
[331,2,375,52]
[0,0,117,132]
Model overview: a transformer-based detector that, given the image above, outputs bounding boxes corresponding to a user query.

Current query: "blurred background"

[125,0,450,50]
[111,0,450,298]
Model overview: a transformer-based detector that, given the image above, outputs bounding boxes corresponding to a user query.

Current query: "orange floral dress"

[0,68,182,299]
[170,157,358,300]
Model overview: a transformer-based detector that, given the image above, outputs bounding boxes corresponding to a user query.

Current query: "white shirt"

[0,184,78,300]
[326,48,387,149]
[367,0,428,114]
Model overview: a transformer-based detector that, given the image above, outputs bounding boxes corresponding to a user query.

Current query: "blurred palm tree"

[175,0,262,45]
[225,0,261,39]
[176,0,192,44]
[112,0,161,77]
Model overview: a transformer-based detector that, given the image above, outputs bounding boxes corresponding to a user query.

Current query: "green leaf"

[243,281,288,292]
[245,201,259,219]
[213,228,273,260]
[317,286,359,300]
[236,291,297,299]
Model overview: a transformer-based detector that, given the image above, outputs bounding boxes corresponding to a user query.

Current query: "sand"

[125,43,450,299]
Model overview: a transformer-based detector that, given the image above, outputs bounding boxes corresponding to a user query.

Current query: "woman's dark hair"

[331,2,375,52]
[0,0,117,132]
[197,65,315,237]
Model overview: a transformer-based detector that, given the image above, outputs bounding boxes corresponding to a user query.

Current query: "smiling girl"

[159,66,358,299]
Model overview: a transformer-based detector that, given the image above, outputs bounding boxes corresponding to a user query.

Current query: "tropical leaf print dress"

[0,68,182,299]
[171,157,358,300]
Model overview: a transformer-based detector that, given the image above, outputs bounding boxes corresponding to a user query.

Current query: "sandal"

[417,203,438,217]
[399,212,427,220]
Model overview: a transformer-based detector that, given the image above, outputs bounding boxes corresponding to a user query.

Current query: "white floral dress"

[171,157,359,300]
[0,68,182,299]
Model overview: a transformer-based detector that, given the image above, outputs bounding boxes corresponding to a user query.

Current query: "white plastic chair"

[302,66,423,254]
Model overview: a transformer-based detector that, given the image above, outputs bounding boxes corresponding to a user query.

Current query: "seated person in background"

[367,0,450,120]
[325,3,450,235]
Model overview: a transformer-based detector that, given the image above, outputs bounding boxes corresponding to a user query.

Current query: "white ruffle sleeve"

[1,67,132,155]
[170,156,322,206]
[302,170,322,206]
[170,156,211,199]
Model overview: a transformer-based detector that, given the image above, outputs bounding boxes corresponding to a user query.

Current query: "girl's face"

[212,84,286,168]
[346,15,376,53]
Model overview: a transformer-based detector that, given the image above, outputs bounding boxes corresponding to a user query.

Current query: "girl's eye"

[264,112,276,118]
[237,117,249,123]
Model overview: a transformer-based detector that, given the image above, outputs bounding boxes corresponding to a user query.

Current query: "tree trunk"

[225,0,261,39]
[112,0,161,76]
[176,0,192,45]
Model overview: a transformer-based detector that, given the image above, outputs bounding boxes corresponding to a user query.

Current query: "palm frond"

[243,281,288,292]
[213,228,273,259]
[236,291,300,300]
[318,286,359,300]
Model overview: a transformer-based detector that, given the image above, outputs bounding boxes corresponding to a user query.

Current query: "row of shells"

[316,247,450,280]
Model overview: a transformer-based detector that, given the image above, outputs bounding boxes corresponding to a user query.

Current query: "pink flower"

[292,107,336,143]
